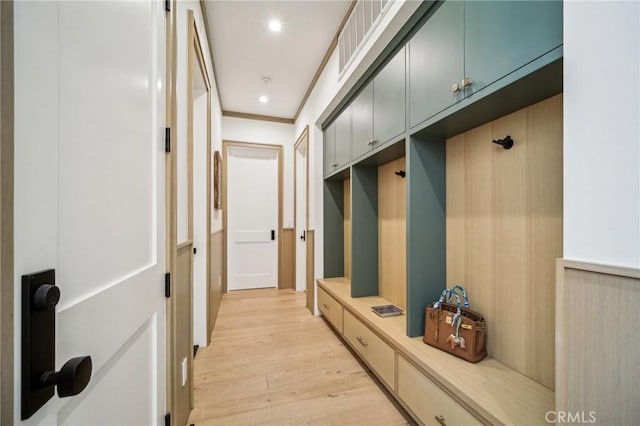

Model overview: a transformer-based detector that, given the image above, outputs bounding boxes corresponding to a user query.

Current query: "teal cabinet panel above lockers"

[373,46,406,146]
[334,105,352,170]
[323,106,352,177]
[323,122,336,177]
[351,82,374,160]
[464,0,563,96]
[409,0,464,128]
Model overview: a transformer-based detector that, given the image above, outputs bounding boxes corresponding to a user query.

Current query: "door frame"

[187,10,212,346]
[293,126,314,313]
[0,1,14,423]
[222,141,284,292]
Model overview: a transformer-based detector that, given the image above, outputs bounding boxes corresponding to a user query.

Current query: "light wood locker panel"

[445,94,562,388]
[524,94,562,388]
[378,157,406,309]
[491,108,528,372]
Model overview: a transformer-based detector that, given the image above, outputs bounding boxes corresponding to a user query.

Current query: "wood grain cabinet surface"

[397,356,482,426]
[343,310,395,390]
[318,286,343,333]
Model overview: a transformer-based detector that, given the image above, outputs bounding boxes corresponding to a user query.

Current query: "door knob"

[21,269,93,420]
[41,356,92,398]
[33,284,60,311]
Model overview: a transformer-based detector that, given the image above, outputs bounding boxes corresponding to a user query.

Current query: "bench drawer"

[343,310,395,390]
[318,287,343,333]
[397,356,482,426]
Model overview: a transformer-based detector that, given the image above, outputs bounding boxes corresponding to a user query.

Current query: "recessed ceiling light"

[269,20,282,32]
[259,95,269,103]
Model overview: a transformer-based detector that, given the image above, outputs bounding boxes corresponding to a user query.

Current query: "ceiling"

[202,0,352,120]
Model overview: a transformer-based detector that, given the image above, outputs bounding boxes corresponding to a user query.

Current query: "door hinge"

[164,273,171,298]
[164,413,170,426]
[164,127,171,153]
[164,0,171,13]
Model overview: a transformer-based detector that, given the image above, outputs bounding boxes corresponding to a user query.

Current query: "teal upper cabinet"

[409,1,463,128]
[323,122,336,177]
[334,104,352,169]
[464,0,563,96]
[323,106,352,177]
[408,0,562,128]
[373,46,406,145]
[351,82,374,160]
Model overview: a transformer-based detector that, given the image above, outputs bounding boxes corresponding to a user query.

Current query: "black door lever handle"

[300,231,306,241]
[271,230,275,240]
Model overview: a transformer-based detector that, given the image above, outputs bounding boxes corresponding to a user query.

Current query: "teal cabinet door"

[409,0,463,127]
[351,82,374,160]
[464,0,563,96]
[334,105,352,169]
[373,46,406,145]
[323,123,335,176]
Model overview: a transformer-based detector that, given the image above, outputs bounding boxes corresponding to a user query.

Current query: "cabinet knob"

[451,83,461,93]
[434,415,447,426]
[331,164,337,168]
[367,139,377,146]
[462,77,472,88]
[356,336,368,347]
[322,303,330,310]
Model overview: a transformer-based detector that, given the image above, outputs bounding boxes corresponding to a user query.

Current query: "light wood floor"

[188,288,411,426]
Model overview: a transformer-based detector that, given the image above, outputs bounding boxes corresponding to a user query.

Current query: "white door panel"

[295,146,307,292]
[234,230,272,243]
[14,1,165,424]
[227,147,278,291]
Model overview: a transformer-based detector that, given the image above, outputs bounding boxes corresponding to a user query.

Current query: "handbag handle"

[433,285,469,309]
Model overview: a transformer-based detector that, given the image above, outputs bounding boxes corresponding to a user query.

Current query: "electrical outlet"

[181,357,187,386]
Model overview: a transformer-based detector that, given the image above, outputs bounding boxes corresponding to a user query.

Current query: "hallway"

[188,289,411,425]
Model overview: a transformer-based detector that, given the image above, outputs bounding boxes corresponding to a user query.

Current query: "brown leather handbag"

[423,285,487,363]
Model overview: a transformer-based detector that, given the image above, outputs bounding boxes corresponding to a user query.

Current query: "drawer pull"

[435,415,447,426]
[356,336,368,347]
[322,303,330,310]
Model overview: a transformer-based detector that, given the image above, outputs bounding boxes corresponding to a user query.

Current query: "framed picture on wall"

[214,150,222,210]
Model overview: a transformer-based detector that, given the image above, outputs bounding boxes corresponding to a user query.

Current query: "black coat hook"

[394,170,406,178]
[492,135,514,150]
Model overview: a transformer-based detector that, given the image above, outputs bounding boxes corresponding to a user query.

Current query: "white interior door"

[13,1,166,424]
[227,146,278,291]
[192,68,208,348]
[295,145,307,292]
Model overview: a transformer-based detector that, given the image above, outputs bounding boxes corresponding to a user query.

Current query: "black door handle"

[21,269,93,420]
[300,231,306,241]
[271,229,275,240]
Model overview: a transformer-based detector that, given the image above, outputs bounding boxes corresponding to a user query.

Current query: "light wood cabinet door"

[318,287,343,333]
[343,310,395,390]
[397,356,482,426]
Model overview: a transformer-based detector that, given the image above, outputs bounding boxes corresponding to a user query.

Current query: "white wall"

[564,1,640,268]
[222,116,295,228]
[176,1,224,347]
